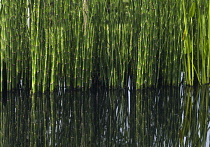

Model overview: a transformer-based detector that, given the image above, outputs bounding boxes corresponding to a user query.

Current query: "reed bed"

[0,0,209,93]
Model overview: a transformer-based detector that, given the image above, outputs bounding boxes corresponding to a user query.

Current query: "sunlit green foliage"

[0,0,209,93]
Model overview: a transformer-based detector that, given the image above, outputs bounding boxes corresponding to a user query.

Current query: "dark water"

[0,86,209,146]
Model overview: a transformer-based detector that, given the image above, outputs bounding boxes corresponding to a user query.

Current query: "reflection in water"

[0,87,209,146]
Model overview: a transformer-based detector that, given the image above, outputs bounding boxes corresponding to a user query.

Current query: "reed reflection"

[0,87,209,146]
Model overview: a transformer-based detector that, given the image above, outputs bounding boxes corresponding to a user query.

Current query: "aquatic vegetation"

[0,0,209,93]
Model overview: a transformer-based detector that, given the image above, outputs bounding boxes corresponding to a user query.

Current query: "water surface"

[0,86,209,146]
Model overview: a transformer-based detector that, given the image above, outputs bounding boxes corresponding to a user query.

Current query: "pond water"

[0,86,209,146]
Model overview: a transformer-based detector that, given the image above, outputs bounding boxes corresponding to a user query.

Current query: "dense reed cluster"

[0,0,209,93]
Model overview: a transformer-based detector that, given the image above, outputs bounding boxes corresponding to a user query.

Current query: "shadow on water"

[0,86,209,146]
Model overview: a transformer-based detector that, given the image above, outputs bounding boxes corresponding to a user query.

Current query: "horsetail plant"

[0,0,209,93]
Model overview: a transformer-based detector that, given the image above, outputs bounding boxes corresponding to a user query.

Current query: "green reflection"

[179,86,209,147]
[0,87,209,146]
[135,87,181,146]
